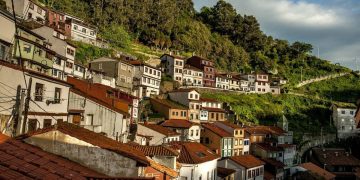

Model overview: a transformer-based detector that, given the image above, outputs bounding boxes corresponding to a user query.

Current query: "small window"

[82,28,87,33]
[98,63,102,70]
[28,119,37,132]
[74,25,78,30]
[35,83,44,101]
[29,2,34,9]
[37,7,43,14]
[43,119,52,128]
[54,88,61,103]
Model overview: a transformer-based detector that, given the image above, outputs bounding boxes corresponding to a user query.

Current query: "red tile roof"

[140,123,180,137]
[17,122,149,166]
[201,107,226,113]
[169,142,219,164]
[199,97,220,103]
[130,145,179,157]
[0,133,9,143]
[312,148,360,166]
[216,121,243,129]
[68,77,130,116]
[217,167,236,178]
[150,98,188,110]
[254,143,283,152]
[147,158,178,178]
[262,158,285,168]
[161,119,199,129]
[0,136,106,179]
[202,123,233,138]
[300,162,336,180]
[245,128,271,135]
[229,155,265,169]
[184,64,202,72]
[246,126,287,136]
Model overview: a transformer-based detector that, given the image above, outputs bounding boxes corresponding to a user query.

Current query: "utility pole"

[11,85,21,137]
[21,77,32,134]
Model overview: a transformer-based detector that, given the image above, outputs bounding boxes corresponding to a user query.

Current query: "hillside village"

[0,1,360,180]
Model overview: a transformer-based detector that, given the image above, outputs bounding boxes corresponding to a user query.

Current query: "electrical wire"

[30,99,61,122]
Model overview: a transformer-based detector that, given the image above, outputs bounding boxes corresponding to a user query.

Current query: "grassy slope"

[294,73,360,103]
[201,92,336,142]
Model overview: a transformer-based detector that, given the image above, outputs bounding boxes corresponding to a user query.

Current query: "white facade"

[0,9,15,62]
[216,75,229,90]
[74,63,86,78]
[243,138,250,154]
[86,72,116,88]
[240,74,256,93]
[229,76,240,91]
[0,64,70,135]
[70,20,97,44]
[5,0,46,24]
[67,91,128,142]
[218,158,264,180]
[133,63,161,98]
[255,74,271,94]
[137,124,180,145]
[160,54,184,84]
[183,66,203,87]
[332,106,358,139]
[179,159,218,180]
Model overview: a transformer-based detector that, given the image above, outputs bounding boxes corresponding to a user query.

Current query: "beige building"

[150,98,189,120]
[160,54,184,84]
[89,57,134,93]
[168,89,201,122]
[182,64,203,87]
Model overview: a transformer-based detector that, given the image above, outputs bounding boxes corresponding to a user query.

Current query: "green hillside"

[38,0,348,85]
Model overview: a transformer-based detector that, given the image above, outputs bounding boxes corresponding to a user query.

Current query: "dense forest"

[36,0,347,82]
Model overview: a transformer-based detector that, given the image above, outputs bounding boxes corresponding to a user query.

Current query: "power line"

[30,99,60,122]
[0,107,13,113]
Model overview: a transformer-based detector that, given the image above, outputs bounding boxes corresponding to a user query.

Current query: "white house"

[5,0,46,24]
[228,74,240,91]
[160,54,184,84]
[183,64,203,87]
[0,62,70,136]
[218,155,265,180]
[130,60,161,99]
[331,104,358,139]
[137,123,181,145]
[216,74,230,90]
[255,73,271,94]
[240,74,256,93]
[68,19,97,45]
[161,119,201,142]
[171,142,220,180]
[0,9,15,62]
[168,89,201,121]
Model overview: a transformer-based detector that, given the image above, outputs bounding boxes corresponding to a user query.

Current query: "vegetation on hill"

[201,92,339,142]
[294,73,360,103]
[38,0,348,84]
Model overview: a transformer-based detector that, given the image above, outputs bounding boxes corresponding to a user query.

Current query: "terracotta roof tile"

[217,167,236,178]
[0,136,105,179]
[17,122,149,166]
[229,155,265,169]
[247,126,287,136]
[216,121,243,129]
[130,145,179,157]
[201,107,226,113]
[147,158,178,178]
[150,98,188,110]
[300,162,336,180]
[140,123,180,137]
[161,119,199,129]
[312,148,360,166]
[202,123,233,137]
[169,142,219,164]
[254,143,283,152]
[262,158,285,168]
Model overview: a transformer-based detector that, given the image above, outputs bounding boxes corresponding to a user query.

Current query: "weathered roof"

[130,145,179,157]
[312,148,360,166]
[17,122,149,166]
[262,158,285,168]
[217,167,236,178]
[140,123,180,137]
[216,121,243,129]
[161,119,199,129]
[229,155,265,169]
[147,158,178,178]
[254,143,283,152]
[300,162,336,180]
[0,134,106,179]
[184,64,202,72]
[187,55,214,63]
[169,88,199,93]
[202,123,233,138]
[150,98,188,110]
[201,107,226,113]
[169,142,219,164]
[128,60,159,70]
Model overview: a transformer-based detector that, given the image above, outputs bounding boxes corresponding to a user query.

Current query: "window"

[43,119,52,128]
[205,137,209,144]
[86,114,94,125]
[67,48,75,56]
[54,88,61,104]
[196,130,199,136]
[29,2,34,9]
[23,43,32,53]
[0,45,5,60]
[190,130,194,136]
[74,25,78,30]
[66,62,73,69]
[341,110,345,114]
[145,67,148,73]
[190,94,193,99]
[82,28,87,33]
[98,63,102,70]
[35,83,44,101]
[37,7,42,14]
[235,139,238,145]
[350,111,354,115]
[90,31,94,36]
[27,13,33,19]
[127,77,131,83]
[28,119,37,132]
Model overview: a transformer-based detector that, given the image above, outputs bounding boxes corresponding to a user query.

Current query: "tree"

[101,24,131,49]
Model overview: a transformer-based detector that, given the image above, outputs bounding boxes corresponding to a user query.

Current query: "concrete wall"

[0,10,15,45]
[333,107,357,139]
[137,124,166,145]
[218,159,264,180]
[68,91,127,142]
[24,130,142,177]
[180,160,218,180]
